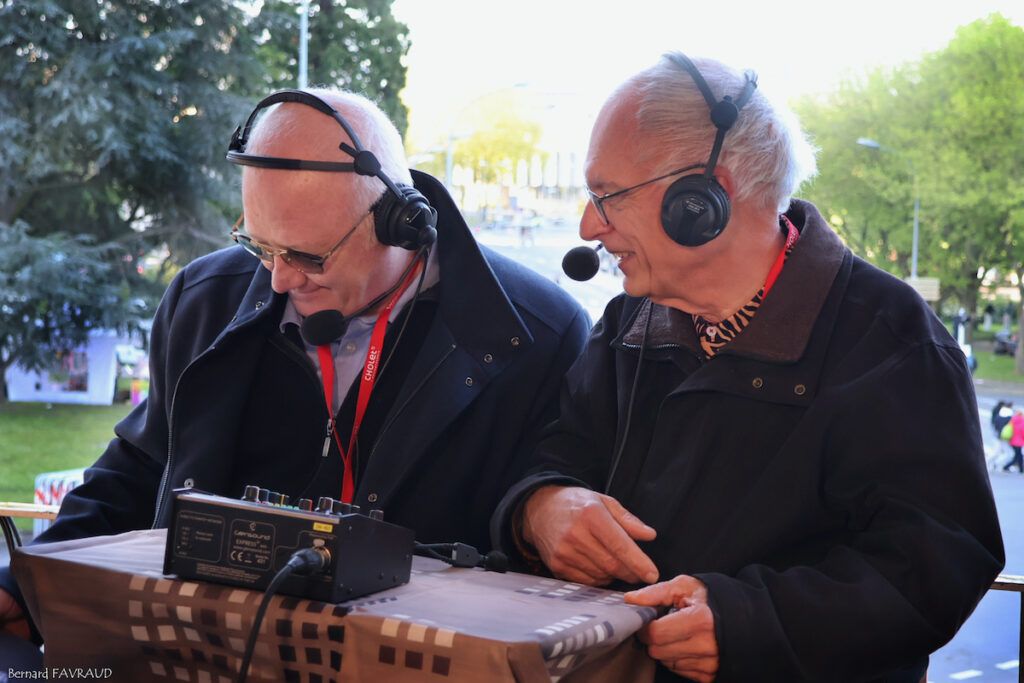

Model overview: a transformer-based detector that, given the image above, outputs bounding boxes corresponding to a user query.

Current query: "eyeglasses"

[229,206,374,274]
[586,163,705,224]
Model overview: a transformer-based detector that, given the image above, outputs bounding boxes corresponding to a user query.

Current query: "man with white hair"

[492,53,1003,682]
[0,89,589,645]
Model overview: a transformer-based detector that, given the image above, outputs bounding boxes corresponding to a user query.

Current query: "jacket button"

[483,353,494,363]
[465,377,474,386]
[183,478,195,488]
[794,384,806,396]
[367,493,378,503]
[255,300,264,310]
[510,336,521,347]
[752,377,764,389]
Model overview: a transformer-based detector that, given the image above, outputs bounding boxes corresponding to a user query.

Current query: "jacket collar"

[215,171,531,353]
[619,199,847,364]
[412,170,532,353]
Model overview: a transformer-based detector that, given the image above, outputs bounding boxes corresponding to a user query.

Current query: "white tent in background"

[5,329,143,406]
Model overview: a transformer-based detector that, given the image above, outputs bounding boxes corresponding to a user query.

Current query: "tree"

[253,0,410,135]
[0,222,145,402]
[0,0,411,274]
[451,89,545,186]
[796,14,1024,320]
[0,0,265,270]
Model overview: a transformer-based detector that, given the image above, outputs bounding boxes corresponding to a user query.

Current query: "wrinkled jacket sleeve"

[491,296,629,560]
[0,271,188,624]
[698,343,1004,682]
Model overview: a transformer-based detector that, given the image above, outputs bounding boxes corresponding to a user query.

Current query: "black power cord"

[237,547,331,683]
[414,542,508,573]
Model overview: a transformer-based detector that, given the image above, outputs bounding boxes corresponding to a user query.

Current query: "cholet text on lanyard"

[315,258,424,504]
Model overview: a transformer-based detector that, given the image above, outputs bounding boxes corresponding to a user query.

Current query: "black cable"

[237,547,330,683]
[414,542,508,573]
[375,245,431,387]
[604,298,651,494]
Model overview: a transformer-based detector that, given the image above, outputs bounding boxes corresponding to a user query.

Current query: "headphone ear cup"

[373,185,438,250]
[660,174,731,247]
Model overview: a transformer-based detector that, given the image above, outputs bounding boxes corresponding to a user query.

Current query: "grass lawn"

[0,401,133,505]
[974,350,1024,383]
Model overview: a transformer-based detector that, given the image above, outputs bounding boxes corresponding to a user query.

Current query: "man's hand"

[520,485,658,586]
[625,575,719,682]
[0,587,30,640]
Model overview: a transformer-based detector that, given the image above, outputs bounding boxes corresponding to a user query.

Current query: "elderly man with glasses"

[0,89,589,646]
[491,52,1003,683]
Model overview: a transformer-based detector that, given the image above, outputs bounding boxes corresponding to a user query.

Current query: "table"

[12,530,657,682]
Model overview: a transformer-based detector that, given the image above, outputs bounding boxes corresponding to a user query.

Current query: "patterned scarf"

[692,216,800,358]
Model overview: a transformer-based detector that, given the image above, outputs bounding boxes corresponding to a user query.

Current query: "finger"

[553,564,614,587]
[600,495,657,541]
[591,520,658,584]
[625,581,676,607]
[666,654,719,679]
[667,663,716,683]
[625,574,703,607]
[578,527,649,584]
[642,605,719,662]
[547,548,614,586]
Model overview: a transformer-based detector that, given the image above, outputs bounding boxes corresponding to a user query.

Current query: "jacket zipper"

[152,351,206,528]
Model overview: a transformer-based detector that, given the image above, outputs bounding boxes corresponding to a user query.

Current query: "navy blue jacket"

[3,172,590,626]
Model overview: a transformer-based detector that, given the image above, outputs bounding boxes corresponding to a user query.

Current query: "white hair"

[628,52,817,213]
[247,88,412,211]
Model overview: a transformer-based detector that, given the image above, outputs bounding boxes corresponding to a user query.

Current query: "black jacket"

[493,200,1004,682]
[3,172,590,630]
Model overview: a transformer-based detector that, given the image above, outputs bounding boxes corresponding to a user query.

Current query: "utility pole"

[298,0,310,89]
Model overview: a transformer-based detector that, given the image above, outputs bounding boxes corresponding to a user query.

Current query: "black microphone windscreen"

[301,310,348,346]
[483,550,508,573]
[562,246,601,281]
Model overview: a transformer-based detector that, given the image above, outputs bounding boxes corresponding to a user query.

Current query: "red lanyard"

[762,215,800,298]
[316,259,424,503]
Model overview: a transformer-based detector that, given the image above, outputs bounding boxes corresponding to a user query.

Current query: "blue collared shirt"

[279,248,440,413]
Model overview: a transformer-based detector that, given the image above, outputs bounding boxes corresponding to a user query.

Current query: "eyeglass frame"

[229,202,377,275]
[586,162,705,224]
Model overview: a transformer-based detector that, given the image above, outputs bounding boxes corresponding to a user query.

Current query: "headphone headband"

[658,53,759,247]
[664,53,758,178]
[226,89,437,251]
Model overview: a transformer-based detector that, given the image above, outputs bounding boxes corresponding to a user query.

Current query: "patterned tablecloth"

[12,529,657,683]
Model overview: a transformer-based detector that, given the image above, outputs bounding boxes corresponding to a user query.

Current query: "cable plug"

[286,546,331,575]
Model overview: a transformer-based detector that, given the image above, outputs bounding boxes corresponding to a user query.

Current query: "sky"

[391,0,1024,157]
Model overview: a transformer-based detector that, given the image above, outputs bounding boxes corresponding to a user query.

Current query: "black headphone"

[660,54,758,247]
[226,90,438,251]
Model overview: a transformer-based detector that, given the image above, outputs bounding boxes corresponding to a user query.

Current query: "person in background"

[492,51,1003,682]
[992,399,1014,469]
[1003,408,1024,473]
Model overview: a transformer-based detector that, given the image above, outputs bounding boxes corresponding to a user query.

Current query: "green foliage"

[0,0,410,271]
[0,222,147,399]
[452,90,545,186]
[796,14,1024,312]
[0,0,265,267]
[253,0,410,135]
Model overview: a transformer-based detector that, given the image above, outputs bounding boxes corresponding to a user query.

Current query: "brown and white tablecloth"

[13,529,656,682]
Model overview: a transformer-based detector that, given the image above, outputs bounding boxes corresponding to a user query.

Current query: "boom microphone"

[299,247,430,346]
[301,310,349,346]
[561,244,604,281]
